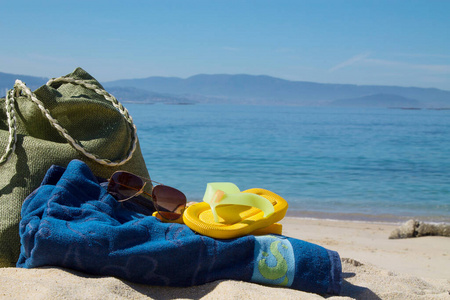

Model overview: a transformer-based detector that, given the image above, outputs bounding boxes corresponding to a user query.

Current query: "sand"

[1,217,449,299]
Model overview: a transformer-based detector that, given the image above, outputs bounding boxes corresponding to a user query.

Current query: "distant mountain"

[106,86,196,104]
[104,74,450,108]
[1,71,449,108]
[330,93,422,108]
[0,72,48,96]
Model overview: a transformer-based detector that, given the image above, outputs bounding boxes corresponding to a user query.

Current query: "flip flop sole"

[183,188,288,239]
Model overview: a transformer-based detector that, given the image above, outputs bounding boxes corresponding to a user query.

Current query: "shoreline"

[285,209,450,224]
[280,217,450,280]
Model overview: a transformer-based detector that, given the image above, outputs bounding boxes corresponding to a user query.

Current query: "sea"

[125,103,450,224]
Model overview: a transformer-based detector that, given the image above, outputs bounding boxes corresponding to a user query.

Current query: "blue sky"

[1,0,449,90]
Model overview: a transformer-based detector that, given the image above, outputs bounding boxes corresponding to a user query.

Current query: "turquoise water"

[125,104,450,223]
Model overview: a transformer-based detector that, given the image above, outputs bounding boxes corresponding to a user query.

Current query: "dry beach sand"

[1,217,449,299]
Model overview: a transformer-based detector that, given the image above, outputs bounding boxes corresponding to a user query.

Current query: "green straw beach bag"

[0,68,149,267]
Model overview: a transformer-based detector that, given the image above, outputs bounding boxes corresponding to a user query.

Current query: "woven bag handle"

[0,90,17,165]
[0,76,137,166]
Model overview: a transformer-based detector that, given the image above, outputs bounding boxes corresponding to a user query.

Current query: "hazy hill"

[105,74,450,107]
[1,71,449,108]
[106,87,196,104]
[0,72,48,96]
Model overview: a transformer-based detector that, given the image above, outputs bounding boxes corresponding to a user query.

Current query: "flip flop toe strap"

[203,182,275,222]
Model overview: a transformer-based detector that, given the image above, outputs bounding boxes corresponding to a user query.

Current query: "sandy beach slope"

[1,217,449,299]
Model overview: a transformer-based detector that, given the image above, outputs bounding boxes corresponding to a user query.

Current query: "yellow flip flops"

[182,183,288,239]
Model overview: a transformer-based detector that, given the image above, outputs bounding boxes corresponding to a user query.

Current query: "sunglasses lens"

[108,171,186,220]
[108,172,145,200]
[152,185,187,220]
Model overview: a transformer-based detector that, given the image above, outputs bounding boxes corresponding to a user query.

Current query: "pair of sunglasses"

[107,171,187,220]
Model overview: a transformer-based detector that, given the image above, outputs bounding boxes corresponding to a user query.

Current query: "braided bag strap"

[0,90,17,165]
[0,77,137,167]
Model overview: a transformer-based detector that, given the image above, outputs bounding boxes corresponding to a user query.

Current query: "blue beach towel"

[17,160,341,295]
